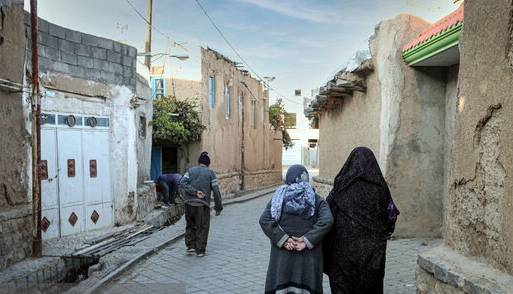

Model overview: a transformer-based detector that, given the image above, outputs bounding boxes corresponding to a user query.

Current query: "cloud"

[233,0,340,24]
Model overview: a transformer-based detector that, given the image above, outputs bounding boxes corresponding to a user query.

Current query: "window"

[152,78,165,99]
[238,94,244,124]
[294,89,302,96]
[284,113,297,129]
[251,100,257,128]
[225,84,231,119]
[260,103,265,126]
[209,76,215,108]
[139,116,147,138]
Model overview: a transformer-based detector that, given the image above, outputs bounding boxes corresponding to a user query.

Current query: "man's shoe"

[196,253,205,257]
[186,248,196,255]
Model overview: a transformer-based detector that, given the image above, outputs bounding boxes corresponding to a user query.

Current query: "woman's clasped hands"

[284,236,307,251]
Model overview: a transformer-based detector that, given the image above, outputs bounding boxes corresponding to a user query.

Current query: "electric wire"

[193,0,303,106]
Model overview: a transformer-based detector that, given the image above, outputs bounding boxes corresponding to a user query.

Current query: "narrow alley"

[104,194,436,294]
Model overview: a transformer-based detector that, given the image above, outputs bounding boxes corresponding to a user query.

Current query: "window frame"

[209,76,216,109]
[225,83,231,119]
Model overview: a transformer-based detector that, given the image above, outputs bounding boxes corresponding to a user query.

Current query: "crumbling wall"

[135,74,152,185]
[445,0,513,275]
[372,15,447,238]
[0,0,32,269]
[317,71,381,180]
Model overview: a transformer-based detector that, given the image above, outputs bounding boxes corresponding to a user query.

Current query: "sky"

[26,0,460,113]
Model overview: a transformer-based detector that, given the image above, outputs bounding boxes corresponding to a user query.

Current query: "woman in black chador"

[324,147,399,294]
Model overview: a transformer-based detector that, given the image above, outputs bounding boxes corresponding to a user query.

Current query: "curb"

[88,187,276,293]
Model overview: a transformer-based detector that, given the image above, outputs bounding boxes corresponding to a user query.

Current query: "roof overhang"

[403,23,462,67]
[402,5,463,67]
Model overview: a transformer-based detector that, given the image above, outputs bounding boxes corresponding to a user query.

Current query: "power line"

[125,0,188,51]
[193,0,303,106]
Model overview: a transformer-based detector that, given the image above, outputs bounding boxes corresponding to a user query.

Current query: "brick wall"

[24,14,138,89]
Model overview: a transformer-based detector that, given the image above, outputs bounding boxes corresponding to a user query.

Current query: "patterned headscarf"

[271,165,316,221]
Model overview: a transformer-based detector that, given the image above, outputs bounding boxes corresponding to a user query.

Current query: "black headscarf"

[324,147,395,292]
[326,146,393,239]
[331,147,388,194]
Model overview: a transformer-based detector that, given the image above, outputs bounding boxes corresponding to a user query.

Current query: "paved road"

[105,194,437,294]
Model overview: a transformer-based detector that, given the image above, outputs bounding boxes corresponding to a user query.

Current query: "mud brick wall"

[444,0,513,275]
[0,1,33,269]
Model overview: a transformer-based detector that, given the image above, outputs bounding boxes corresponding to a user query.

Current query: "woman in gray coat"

[260,165,334,294]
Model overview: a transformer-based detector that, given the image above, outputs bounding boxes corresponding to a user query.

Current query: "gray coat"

[260,194,334,294]
[180,166,223,211]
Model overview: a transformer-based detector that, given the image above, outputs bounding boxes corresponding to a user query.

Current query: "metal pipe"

[30,0,42,257]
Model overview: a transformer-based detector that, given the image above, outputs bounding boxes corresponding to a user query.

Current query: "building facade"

[416,1,513,292]
[308,2,513,291]
[308,12,459,238]
[151,48,283,196]
[282,96,319,168]
[0,2,154,268]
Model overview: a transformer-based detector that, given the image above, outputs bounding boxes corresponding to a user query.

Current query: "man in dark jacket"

[156,173,182,206]
[180,152,223,257]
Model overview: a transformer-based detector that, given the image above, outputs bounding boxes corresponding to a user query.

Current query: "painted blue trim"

[150,147,162,180]
[209,76,215,108]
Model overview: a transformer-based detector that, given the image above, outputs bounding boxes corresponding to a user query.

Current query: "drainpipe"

[30,0,42,257]
[240,92,245,191]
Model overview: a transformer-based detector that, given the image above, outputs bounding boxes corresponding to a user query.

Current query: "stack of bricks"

[24,14,138,89]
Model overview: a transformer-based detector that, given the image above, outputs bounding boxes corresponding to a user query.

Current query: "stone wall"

[416,245,513,293]
[244,170,282,191]
[0,207,32,269]
[136,182,156,221]
[0,1,32,269]
[217,173,241,196]
[312,177,334,198]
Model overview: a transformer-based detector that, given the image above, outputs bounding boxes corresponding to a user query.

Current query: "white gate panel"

[41,128,60,239]
[57,129,85,236]
[85,203,105,231]
[82,130,112,230]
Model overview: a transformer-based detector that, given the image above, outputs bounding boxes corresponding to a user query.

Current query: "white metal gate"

[41,113,112,239]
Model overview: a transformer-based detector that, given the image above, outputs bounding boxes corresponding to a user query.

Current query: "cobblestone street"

[105,194,438,294]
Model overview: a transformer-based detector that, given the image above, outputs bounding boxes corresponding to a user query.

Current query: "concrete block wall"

[24,14,137,89]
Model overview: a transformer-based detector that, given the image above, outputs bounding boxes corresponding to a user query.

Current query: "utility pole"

[144,0,153,70]
[30,0,42,257]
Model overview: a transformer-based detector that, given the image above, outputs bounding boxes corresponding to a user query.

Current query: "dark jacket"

[180,166,223,212]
